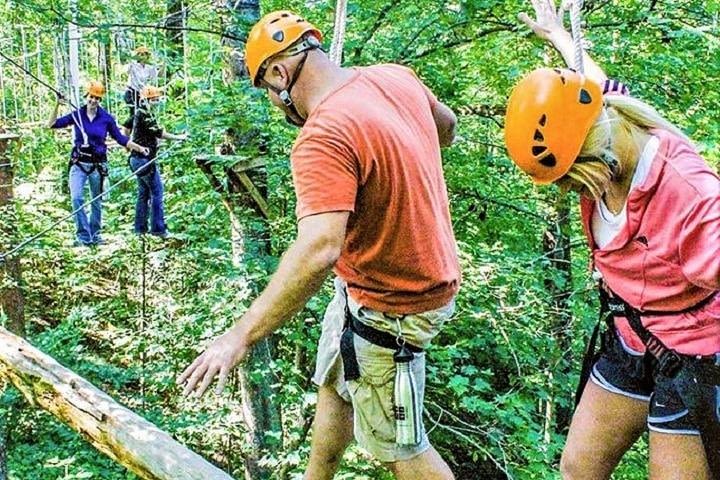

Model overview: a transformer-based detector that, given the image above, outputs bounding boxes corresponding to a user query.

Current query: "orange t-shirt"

[291,64,460,314]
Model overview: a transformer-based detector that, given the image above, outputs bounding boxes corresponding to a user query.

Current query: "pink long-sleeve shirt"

[581,129,720,355]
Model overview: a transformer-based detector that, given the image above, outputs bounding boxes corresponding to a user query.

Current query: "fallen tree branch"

[0,327,234,480]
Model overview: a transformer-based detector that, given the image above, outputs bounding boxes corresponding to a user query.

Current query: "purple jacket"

[52,106,128,155]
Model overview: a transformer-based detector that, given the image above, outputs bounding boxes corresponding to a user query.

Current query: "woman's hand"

[129,142,150,156]
[517,0,607,83]
[519,0,570,42]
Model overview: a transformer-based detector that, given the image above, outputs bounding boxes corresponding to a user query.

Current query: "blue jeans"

[130,155,166,235]
[68,162,103,244]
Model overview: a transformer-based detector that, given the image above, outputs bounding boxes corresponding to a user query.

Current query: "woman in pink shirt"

[505,1,720,479]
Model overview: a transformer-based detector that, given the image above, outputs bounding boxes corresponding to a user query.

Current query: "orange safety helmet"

[86,81,106,98]
[141,85,162,100]
[245,10,323,87]
[504,67,603,184]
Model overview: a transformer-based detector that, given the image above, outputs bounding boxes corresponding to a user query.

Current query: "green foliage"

[0,0,717,479]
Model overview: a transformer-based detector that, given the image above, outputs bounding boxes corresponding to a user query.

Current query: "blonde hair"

[563,94,690,199]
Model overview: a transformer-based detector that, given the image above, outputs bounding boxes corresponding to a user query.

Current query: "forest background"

[0,0,718,478]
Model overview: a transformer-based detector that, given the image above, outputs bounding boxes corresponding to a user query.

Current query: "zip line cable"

[0,143,181,263]
[0,49,78,110]
[39,3,244,42]
[0,46,90,142]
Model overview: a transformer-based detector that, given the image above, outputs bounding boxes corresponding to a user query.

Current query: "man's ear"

[269,62,289,84]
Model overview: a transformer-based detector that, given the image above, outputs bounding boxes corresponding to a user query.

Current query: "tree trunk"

[0,133,24,337]
[165,0,185,74]
[222,0,260,84]
[0,437,6,480]
[227,175,280,480]
[0,327,234,480]
[543,194,574,434]
[196,155,281,480]
[68,0,82,108]
[216,3,282,478]
[0,131,20,480]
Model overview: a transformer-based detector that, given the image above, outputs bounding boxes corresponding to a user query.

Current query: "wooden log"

[194,155,268,174]
[0,327,234,480]
[194,155,270,219]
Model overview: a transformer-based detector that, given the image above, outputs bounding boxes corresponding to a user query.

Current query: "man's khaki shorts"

[312,278,453,463]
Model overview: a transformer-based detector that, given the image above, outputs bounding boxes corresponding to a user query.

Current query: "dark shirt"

[123,108,163,158]
[52,106,129,154]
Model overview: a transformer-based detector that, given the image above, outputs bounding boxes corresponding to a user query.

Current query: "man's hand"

[518,0,569,41]
[177,326,250,397]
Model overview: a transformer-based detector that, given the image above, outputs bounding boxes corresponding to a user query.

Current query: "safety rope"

[0,143,180,263]
[568,0,585,74]
[329,0,348,66]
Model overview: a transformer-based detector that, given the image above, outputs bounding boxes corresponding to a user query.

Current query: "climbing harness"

[69,144,110,194]
[576,284,720,478]
[0,143,180,263]
[338,288,425,446]
[616,290,719,478]
[549,2,720,473]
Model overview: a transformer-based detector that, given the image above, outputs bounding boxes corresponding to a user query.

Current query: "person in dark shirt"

[48,81,148,246]
[123,86,186,238]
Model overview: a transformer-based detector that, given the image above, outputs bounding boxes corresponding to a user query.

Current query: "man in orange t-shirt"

[179,11,460,478]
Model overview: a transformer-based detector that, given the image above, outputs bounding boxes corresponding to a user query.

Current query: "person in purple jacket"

[48,81,148,246]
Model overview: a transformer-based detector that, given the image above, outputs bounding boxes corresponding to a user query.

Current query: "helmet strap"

[600,153,620,181]
[270,50,312,127]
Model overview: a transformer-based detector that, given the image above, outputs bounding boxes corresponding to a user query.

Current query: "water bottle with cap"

[394,343,422,445]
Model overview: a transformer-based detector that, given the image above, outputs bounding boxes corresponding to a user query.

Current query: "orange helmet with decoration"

[85,81,106,98]
[141,85,162,100]
[245,10,323,87]
[504,68,603,184]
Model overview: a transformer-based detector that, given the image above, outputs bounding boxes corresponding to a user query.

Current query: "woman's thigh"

[68,165,88,200]
[561,381,648,480]
[649,431,711,480]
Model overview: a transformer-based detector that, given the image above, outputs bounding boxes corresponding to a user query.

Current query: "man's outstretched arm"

[177,210,349,397]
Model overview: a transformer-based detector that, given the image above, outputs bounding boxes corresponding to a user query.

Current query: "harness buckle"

[279,90,293,107]
[656,348,683,377]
